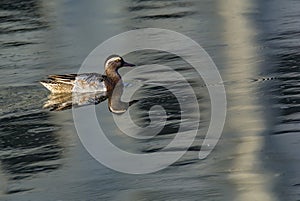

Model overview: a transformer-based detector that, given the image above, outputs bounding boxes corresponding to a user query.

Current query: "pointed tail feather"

[40,80,73,93]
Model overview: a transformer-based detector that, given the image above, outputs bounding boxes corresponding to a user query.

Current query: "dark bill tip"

[123,61,136,67]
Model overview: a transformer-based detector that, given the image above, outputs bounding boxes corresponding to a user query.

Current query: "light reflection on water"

[0,0,299,200]
[219,1,277,201]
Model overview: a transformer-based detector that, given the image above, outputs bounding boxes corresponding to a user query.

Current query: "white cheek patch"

[105,57,121,66]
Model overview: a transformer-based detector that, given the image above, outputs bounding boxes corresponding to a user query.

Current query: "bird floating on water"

[40,55,137,113]
[40,55,135,94]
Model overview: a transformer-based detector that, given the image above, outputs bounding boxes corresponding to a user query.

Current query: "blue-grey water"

[1,0,300,200]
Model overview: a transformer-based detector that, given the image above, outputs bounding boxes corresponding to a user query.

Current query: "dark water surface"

[1,0,300,200]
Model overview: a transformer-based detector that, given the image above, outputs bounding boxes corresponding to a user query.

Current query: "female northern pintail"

[40,55,135,93]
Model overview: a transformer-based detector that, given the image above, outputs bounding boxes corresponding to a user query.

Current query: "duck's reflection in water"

[43,92,107,111]
[43,80,138,113]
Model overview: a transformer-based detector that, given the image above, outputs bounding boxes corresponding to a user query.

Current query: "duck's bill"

[123,61,136,67]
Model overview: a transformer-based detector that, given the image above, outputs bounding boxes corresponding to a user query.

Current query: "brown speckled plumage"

[40,74,76,93]
[40,55,135,94]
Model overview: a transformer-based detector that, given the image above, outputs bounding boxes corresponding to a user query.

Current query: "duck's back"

[41,73,107,93]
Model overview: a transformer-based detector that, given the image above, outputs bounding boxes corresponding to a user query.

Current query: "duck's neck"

[105,69,121,80]
[105,69,122,90]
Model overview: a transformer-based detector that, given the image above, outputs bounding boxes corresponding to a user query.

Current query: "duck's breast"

[72,73,107,93]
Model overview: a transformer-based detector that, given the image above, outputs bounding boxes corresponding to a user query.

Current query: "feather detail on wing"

[47,74,78,84]
[40,74,77,93]
[40,73,108,93]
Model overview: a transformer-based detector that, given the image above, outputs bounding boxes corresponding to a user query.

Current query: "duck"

[40,55,135,94]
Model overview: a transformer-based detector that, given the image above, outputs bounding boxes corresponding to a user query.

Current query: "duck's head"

[104,55,135,72]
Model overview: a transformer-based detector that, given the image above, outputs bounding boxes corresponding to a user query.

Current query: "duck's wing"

[41,73,108,93]
[75,73,106,82]
[40,74,78,93]
[45,73,107,83]
[47,73,78,84]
